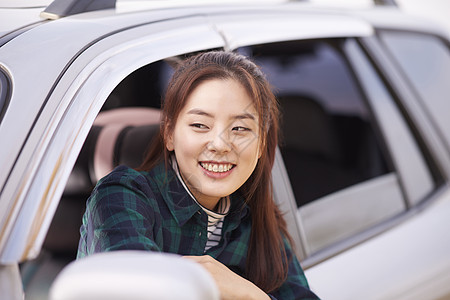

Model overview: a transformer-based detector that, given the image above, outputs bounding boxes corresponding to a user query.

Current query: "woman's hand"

[184,255,270,300]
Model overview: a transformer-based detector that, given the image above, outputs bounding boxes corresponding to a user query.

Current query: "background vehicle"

[1,0,450,299]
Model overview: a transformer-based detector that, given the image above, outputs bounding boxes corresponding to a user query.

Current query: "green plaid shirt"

[77,163,319,299]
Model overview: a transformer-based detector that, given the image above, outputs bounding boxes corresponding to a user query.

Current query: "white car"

[1,0,450,299]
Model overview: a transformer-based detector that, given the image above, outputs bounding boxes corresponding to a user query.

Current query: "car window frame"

[345,38,434,206]
[378,30,450,159]
[210,10,374,50]
[0,16,225,264]
[0,67,11,124]
[372,30,450,181]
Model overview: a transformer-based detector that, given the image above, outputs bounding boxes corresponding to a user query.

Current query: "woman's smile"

[199,161,236,179]
[199,161,235,173]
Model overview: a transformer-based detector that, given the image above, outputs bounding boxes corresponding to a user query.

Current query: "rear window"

[249,40,391,206]
[379,31,450,152]
[0,69,11,123]
[242,40,408,255]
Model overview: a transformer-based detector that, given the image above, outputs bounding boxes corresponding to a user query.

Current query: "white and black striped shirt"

[171,157,230,252]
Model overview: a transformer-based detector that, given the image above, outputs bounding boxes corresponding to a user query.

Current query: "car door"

[212,7,450,300]
[0,11,225,298]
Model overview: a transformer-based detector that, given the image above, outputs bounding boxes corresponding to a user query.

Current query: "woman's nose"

[206,130,232,154]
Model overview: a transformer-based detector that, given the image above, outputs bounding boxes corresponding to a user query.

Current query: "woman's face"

[166,78,261,210]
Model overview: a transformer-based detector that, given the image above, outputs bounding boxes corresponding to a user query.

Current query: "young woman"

[77,51,319,300]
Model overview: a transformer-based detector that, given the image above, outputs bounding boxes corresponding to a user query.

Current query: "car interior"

[279,94,370,206]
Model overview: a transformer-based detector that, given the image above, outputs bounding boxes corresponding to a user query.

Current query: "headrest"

[65,108,161,195]
[93,107,161,180]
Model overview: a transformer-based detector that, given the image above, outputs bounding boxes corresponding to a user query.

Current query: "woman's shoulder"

[98,165,147,187]
[94,162,173,196]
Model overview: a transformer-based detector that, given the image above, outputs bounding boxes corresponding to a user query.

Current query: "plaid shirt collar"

[150,162,249,227]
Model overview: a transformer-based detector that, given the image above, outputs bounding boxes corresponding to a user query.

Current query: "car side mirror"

[49,251,219,300]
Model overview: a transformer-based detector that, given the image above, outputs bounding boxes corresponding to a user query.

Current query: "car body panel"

[306,187,450,299]
[0,4,48,37]
[0,264,22,300]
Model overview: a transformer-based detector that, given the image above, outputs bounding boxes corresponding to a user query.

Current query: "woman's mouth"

[199,162,235,173]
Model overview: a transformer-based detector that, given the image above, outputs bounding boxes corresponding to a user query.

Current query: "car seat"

[278,94,360,207]
[44,107,162,257]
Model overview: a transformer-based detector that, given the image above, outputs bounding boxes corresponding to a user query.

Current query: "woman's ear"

[165,122,174,151]
[258,139,264,159]
[166,135,174,151]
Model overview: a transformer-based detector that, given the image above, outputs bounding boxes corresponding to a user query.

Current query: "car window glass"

[241,39,406,256]
[248,40,391,206]
[379,31,450,152]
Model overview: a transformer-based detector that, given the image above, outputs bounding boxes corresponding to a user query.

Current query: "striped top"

[172,157,230,252]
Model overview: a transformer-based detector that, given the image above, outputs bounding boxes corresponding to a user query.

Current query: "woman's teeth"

[200,162,233,173]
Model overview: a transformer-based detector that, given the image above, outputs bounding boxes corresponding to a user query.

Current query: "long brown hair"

[139,51,291,293]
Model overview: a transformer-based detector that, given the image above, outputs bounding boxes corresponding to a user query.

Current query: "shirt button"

[198,232,202,237]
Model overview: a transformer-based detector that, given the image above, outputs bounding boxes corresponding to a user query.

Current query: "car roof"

[1,0,446,41]
[0,1,51,33]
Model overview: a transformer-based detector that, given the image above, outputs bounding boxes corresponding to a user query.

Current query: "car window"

[248,40,391,204]
[378,31,450,153]
[100,60,173,112]
[0,69,10,124]
[241,39,407,256]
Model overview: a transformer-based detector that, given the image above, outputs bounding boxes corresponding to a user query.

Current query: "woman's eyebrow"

[187,108,213,117]
[187,109,256,121]
[233,113,256,121]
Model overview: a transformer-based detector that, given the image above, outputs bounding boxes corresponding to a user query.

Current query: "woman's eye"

[190,123,208,129]
[233,126,251,132]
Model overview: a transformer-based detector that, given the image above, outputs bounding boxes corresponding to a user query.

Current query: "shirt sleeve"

[77,167,161,259]
[268,239,320,300]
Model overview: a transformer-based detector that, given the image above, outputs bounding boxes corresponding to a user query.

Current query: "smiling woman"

[76,51,319,300]
[166,79,261,210]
